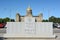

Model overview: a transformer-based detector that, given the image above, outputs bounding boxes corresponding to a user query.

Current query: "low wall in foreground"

[3,22,56,38]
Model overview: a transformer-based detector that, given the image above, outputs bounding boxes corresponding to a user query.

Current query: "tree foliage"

[49,16,60,23]
[43,16,60,23]
[0,17,15,23]
[3,17,10,22]
[0,18,3,23]
[42,19,48,22]
[11,19,15,22]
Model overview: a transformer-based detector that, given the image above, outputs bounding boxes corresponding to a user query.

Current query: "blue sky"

[0,0,60,19]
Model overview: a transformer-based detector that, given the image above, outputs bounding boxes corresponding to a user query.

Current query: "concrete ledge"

[3,37,56,39]
[3,35,56,39]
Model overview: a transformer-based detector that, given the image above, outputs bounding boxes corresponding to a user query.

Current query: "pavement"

[53,28,60,33]
[0,28,60,40]
[3,33,60,40]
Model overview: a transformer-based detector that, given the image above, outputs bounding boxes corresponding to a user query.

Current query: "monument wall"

[4,22,55,38]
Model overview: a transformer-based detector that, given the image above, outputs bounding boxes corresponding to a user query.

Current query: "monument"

[3,6,56,38]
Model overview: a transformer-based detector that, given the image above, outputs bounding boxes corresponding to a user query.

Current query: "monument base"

[3,34,56,39]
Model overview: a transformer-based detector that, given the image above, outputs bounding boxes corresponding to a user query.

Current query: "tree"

[0,17,15,23]
[11,19,15,22]
[42,19,48,22]
[0,18,3,23]
[49,16,57,23]
[3,17,10,22]
[49,16,60,23]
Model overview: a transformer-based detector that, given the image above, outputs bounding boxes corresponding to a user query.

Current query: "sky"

[0,0,60,19]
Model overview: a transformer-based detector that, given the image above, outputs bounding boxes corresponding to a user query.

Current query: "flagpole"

[10,9,11,22]
[48,9,50,22]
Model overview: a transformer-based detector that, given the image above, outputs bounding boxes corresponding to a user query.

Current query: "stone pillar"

[16,13,21,22]
[37,13,43,22]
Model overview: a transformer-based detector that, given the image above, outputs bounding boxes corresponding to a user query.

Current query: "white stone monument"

[24,17,35,35]
[3,17,56,38]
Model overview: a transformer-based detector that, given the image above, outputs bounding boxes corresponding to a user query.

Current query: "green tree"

[57,18,60,23]
[0,17,15,23]
[11,19,15,22]
[42,19,48,22]
[3,17,10,22]
[0,18,3,23]
[49,16,60,23]
[49,16,57,23]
